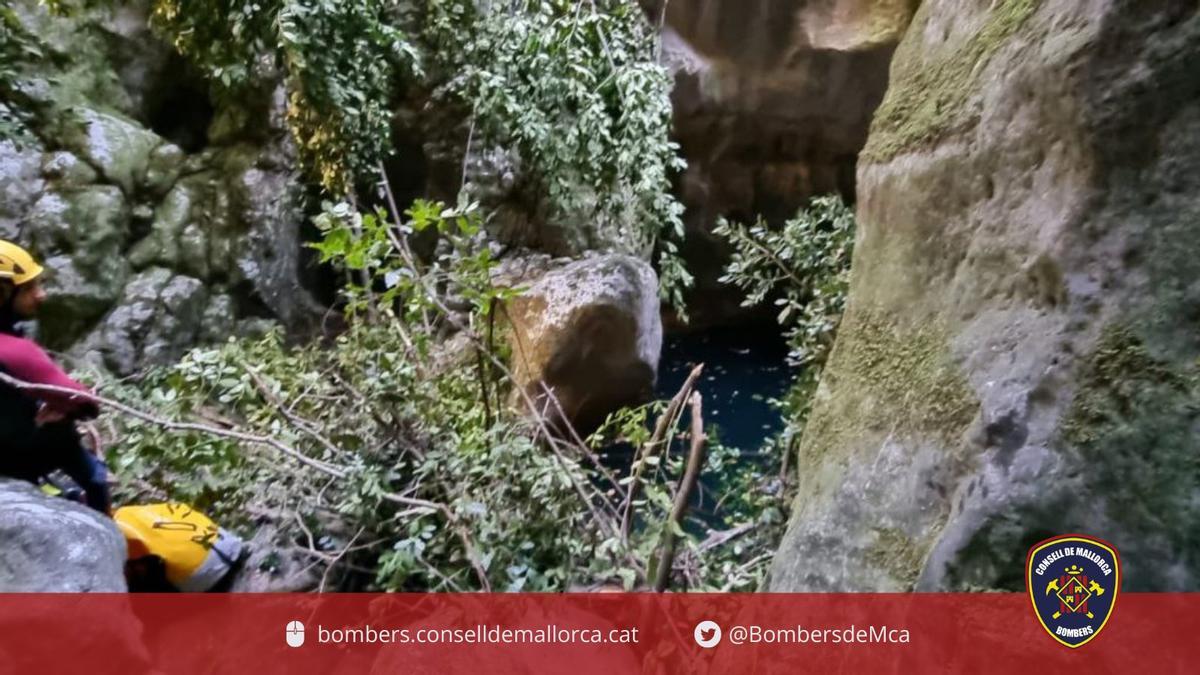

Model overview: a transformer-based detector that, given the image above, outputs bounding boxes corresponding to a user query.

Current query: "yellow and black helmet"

[0,240,44,286]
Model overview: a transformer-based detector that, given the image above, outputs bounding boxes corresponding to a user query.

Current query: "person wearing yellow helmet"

[0,240,110,513]
[0,240,46,322]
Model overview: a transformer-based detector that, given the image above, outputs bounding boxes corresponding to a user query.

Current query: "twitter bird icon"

[694,620,721,648]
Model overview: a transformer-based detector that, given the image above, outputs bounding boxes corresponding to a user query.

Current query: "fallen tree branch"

[621,363,703,540]
[320,527,366,592]
[0,371,474,578]
[698,521,757,554]
[241,361,349,467]
[531,408,623,539]
[0,372,348,478]
[536,380,629,508]
[654,391,707,592]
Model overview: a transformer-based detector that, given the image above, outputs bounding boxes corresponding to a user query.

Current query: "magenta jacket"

[0,333,99,419]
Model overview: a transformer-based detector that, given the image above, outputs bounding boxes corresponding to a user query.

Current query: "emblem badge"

[1026,534,1120,648]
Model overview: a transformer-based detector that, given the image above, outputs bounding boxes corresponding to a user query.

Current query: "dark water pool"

[655,322,794,453]
[594,322,794,533]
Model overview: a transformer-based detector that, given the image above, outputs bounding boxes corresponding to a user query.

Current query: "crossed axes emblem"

[1045,577,1104,619]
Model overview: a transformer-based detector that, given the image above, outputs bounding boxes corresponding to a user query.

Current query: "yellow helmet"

[0,240,44,286]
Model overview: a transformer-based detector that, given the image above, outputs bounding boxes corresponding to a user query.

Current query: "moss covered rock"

[54,106,164,194]
[0,140,45,240]
[770,1,1200,591]
[0,1,323,372]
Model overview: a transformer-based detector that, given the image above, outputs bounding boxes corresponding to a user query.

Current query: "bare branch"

[0,370,456,547]
[621,363,703,540]
[698,521,756,553]
[0,371,348,478]
[241,361,348,465]
[319,527,366,592]
[536,381,628,505]
[460,113,476,193]
[654,391,707,592]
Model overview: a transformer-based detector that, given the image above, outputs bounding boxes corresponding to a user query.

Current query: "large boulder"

[503,254,663,434]
[0,478,127,592]
[657,0,918,326]
[0,488,156,670]
[770,1,1200,591]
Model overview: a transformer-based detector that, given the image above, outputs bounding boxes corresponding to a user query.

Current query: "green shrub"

[101,197,740,591]
[715,195,856,460]
[424,0,690,309]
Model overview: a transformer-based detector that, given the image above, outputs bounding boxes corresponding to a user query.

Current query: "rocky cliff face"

[1,1,322,375]
[771,0,1200,591]
[658,0,917,326]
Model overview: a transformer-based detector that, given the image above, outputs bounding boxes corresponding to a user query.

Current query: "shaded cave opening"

[141,52,215,154]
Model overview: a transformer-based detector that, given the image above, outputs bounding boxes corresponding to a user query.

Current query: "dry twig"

[620,363,703,540]
[319,527,366,592]
[653,391,707,592]
[698,521,757,554]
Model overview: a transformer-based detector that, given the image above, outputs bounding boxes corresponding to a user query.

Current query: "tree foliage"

[147,0,417,193]
[126,0,690,305]
[715,195,856,448]
[425,0,690,307]
[100,196,753,591]
[716,195,856,370]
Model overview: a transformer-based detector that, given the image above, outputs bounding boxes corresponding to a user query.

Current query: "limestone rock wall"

[770,0,1200,591]
[657,0,918,326]
[0,1,322,375]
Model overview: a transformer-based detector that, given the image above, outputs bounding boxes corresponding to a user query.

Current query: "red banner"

[1,593,1196,673]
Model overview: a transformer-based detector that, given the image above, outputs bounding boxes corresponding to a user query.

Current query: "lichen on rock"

[862,0,1040,163]
[772,0,1200,591]
[503,253,663,434]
